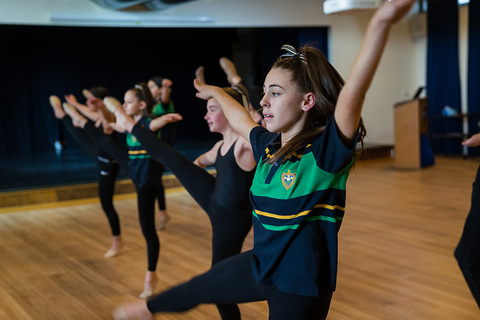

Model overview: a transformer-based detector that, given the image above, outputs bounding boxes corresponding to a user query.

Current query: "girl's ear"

[302,92,315,112]
[139,101,147,110]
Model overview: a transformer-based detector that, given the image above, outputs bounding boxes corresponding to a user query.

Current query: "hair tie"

[280,44,306,64]
[134,84,143,90]
[232,86,250,112]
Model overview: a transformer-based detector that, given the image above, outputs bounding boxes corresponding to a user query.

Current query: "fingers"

[163,113,183,123]
[463,138,480,147]
[162,78,172,88]
[462,133,480,147]
[64,94,75,104]
[193,79,211,101]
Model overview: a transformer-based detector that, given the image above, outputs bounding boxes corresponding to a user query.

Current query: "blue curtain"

[427,0,462,154]
[468,0,480,156]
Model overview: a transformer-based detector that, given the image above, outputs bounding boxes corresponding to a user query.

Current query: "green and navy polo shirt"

[152,100,175,117]
[249,118,357,297]
[126,117,164,190]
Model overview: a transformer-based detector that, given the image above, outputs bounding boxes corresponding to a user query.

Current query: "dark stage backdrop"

[0,25,327,158]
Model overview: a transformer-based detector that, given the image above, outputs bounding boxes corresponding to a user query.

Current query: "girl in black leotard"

[107,85,256,320]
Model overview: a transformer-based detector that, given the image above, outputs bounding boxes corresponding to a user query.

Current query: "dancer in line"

[49,87,124,258]
[111,0,415,319]
[64,83,181,298]
[107,79,256,319]
[147,76,176,230]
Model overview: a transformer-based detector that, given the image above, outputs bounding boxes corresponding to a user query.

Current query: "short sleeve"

[311,118,358,173]
[249,126,279,163]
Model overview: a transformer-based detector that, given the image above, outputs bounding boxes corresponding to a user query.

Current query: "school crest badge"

[282,170,296,190]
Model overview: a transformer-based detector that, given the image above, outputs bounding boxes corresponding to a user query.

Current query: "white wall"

[329,10,426,145]
[0,0,428,145]
[0,0,334,27]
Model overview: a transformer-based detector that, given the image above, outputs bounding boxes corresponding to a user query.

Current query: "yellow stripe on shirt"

[129,150,148,155]
[254,203,344,220]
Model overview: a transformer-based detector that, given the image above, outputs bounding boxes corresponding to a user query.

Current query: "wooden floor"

[0,156,479,319]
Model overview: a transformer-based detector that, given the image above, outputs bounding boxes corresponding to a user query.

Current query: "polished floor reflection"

[0,139,215,192]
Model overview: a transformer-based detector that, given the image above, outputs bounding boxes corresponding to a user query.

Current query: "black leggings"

[455,164,480,308]
[146,250,333,320]
[97,158,121,236]
[61,116,97,160]
[156,181,166,211]
[62,116,122,237]
[137,185,161,271]
[132,124,252,319]
[84,121,160,271]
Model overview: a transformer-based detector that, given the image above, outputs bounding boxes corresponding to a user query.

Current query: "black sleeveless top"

[214,140,255,211]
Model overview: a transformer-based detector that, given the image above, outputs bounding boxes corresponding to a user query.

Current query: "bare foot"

[156,210,171,231]
[104,96,122,113]
[49,95,66,119]
[113,104,136,133]
[113,300,153,320]
[139,271,158,299]
[63,103,87,128]
[219,57,242,86]
[104,235,124,258]
[82,89,91,99]
[195,66,206,83]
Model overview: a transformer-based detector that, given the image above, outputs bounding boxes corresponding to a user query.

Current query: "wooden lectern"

[394,97,429,169]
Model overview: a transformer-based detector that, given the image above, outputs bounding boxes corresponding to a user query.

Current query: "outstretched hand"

[64,94,79,106]
[462,133,480,147]
[194,79,218,101]
[162,113,183,124]
[95,108,116,134]
[162,78,173,88]
[374,0,415,25]
[149,113,183,132]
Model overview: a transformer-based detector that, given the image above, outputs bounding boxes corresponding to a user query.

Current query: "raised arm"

[334,0,415,142]
[194,79,259,143]
[149,113,183,132]
[65,94,100,122]
[161,78,172,104]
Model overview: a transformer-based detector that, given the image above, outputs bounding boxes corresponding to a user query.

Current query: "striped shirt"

[249,118,357,296]
[126,117,164,190]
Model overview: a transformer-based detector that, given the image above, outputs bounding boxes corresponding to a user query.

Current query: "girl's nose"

[260,97,268,109]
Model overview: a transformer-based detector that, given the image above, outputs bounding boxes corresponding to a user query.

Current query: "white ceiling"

[0,0,338,28]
